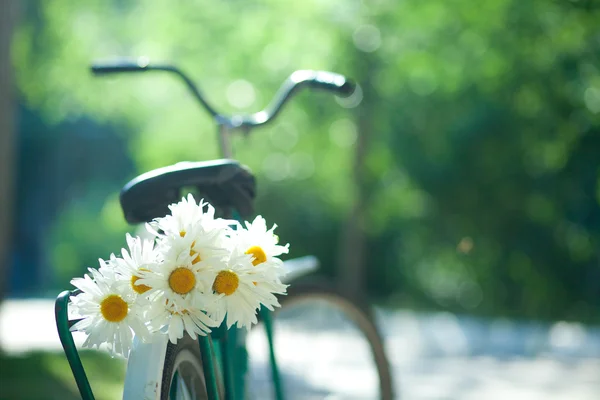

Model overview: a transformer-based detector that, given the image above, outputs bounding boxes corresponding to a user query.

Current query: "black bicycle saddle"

[120,159,256,224]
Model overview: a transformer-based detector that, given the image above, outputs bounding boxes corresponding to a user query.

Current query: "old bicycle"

[55,57,394,399]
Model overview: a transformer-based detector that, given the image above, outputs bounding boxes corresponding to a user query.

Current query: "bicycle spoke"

[170,370,179,399]
[176,371,193,400]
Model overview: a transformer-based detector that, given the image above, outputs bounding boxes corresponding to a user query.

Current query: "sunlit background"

[1,0,600,399]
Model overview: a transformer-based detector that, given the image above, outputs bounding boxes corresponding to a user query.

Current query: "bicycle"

[55,57,394,400]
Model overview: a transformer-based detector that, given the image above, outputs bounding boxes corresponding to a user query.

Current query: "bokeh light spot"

[329,118,357,148]
[584,87,600,114]
[353,25,381,53]
[226,79,256,109]
[457,237,474,254]
[262,153,290,181]
[289,152,315,180]
[408,70,438,96]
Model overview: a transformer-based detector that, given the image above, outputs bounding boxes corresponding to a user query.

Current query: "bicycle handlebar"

[91,59,150,74]
[91,57,356,130]
[239,70,355,128]
[91,58,220,117]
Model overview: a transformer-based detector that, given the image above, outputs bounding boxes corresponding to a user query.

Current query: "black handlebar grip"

[312,71,356,97]
[334,79,356,97]
[292,70,356,98]
[90,57,151,75]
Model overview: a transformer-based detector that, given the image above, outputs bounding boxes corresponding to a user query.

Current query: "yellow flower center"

[190,252,201,265]
[245,246,267,266]
[100,295,128,322]
[163,299,189,315]
[190,241,201,265]
[213,270,239,296]
[169,267,196,295]
[130,275,151,294]
[179,231,186,237]
[130,268,151,294]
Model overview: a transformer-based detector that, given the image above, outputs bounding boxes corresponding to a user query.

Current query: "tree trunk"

[337,55,375,298]
[0,0,17,304]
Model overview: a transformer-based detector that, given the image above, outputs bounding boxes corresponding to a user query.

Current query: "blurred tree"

[358,0,600,320]
[337,39,379,297]
[10,0,600,322]
[0,0,17,305]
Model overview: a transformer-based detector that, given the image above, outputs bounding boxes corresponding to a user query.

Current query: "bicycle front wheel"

[248,279,395,400]
[123,334,221,400]
[160,334,209,400]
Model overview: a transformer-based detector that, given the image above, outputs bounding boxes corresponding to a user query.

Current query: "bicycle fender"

[282,255,319,284]
[122,335,169,400]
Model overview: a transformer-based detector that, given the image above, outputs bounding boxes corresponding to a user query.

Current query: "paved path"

[1,299,599,399]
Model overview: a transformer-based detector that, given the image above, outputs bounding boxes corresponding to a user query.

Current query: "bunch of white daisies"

[68,194,289,358]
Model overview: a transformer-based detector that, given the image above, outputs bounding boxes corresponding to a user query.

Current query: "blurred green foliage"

[0,351,124,400]
[11,0,600,321]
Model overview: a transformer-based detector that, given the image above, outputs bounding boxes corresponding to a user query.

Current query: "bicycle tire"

[159,334,210,400]
[260,278,395,400]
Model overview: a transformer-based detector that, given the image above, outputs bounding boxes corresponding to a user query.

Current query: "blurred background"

[1,0,600,399]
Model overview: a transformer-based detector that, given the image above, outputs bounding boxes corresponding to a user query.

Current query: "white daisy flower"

[108,233,160,298]
[145,296,218,344]
[233,215,289,280]
[69,267,150,358]
[208,251,287,330]
[156,221,231,269]
[147,194,232,238]
[251,253,288,308]
[136,243,222,314]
